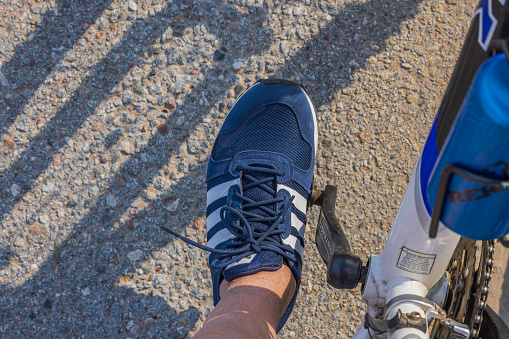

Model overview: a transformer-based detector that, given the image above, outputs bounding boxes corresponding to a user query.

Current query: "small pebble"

[42,182,54,193]
[128,250,143,262]
[120,141,133,155]
[213,45,227,61]
[10,184,21,197]
[232,59,244,71]
[165,198,180,212]
[106,195,118,207]
[128,1,137,11]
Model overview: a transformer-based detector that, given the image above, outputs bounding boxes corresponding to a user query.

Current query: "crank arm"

[310,184,367,289]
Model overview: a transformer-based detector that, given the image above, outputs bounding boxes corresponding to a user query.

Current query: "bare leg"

[193,265,296,339]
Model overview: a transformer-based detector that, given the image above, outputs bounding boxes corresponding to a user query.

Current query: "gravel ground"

[0,0,478,338]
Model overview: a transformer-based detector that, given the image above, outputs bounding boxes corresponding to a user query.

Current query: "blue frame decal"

[476,0,499,51]
[419,118,439,216]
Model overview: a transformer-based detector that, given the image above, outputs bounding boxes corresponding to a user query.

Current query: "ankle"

[194,266,296,339]
[220,264,297,319]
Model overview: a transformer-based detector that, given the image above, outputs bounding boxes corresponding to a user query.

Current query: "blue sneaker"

[162,79,316,332]
[205,79,316,332]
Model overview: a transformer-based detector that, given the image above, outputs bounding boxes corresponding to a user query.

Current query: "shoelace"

[160,164,296,270]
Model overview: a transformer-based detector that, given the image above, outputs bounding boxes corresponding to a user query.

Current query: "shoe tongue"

[241,169,277,234]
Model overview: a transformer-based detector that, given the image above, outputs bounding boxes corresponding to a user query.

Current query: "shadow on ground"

[0,0,115,133]
[0,0,422,336]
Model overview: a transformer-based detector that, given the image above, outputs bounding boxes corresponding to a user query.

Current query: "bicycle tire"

[478,305,509,339]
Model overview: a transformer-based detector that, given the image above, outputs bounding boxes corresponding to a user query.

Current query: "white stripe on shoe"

[292,213,305,237]
[282,234,304,257]
[225,254,255,270]
[206,208,222,232]
[278,184,308,215]
[207,228,235,249]
[206,178,240,232]
[207,178,240,206]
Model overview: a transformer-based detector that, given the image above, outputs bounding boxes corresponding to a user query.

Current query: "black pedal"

[312,185,367,289]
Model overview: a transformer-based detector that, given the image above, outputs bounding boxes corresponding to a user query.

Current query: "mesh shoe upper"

[212,103,313,170]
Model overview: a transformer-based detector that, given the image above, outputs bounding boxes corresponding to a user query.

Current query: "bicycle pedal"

[311,185,367,289]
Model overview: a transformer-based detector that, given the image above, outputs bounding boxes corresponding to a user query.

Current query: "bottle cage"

[489,39,509,65]
[428,163,509,238]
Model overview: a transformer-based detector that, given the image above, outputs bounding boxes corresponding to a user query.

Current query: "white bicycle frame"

[347,0,509,337]
[352,155,461,339]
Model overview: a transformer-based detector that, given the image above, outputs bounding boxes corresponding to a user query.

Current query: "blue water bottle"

[427,53,509,240]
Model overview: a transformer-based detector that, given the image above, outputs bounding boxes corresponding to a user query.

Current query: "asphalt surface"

[2,0,508,338]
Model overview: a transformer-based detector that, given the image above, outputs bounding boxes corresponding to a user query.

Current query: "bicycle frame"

[348,1,509,338]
